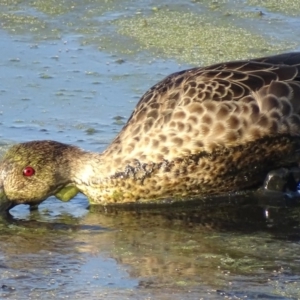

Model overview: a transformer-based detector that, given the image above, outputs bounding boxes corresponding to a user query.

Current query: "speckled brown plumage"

[103,53,300,163]
[1,52,300,208]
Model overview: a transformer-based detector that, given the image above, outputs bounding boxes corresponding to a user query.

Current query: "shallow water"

[1,0,300,299]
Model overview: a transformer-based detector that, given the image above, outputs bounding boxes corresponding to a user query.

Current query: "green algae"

[30,0,77,15]
[55,185,79,201]
[0,0,297,65]
[0,11,62,39]
[248,0,300,16]
[115,9,295,66]
[193,0,300,17]
[85,127,97,135]
[31,0,116,16]
[0,13,46,34]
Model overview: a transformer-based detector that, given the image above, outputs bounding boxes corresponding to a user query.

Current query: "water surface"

[1,0,300,299]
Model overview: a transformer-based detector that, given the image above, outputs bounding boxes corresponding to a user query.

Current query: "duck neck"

[63,147,105,186]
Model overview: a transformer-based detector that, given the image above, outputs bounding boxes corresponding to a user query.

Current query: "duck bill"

[0,185,13,212]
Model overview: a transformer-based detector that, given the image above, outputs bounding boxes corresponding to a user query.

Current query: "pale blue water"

[1,1,300,299]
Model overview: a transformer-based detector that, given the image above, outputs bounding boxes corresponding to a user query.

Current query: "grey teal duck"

[1,52,300,211]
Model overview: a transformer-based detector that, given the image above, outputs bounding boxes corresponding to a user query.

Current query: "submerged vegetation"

[115,9,295,65]
[0,0,298,65]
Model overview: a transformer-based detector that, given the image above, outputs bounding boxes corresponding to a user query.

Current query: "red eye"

[23,166,35,177]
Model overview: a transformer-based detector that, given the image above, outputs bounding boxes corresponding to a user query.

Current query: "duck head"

[0,141,82,212]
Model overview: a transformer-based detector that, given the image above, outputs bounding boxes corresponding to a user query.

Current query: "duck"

[1,52,300,212]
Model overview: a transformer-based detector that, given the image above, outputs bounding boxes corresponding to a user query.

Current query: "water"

[1,0,300,299]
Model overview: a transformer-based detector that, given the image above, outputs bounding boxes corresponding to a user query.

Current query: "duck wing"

[251,51,300,69]
[105,53,300,162]
[127,52,300,115]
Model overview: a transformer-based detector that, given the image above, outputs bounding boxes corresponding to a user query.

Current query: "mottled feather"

[104,52,300,163]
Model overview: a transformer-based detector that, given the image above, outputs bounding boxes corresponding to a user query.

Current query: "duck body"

[1,52,300,210]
